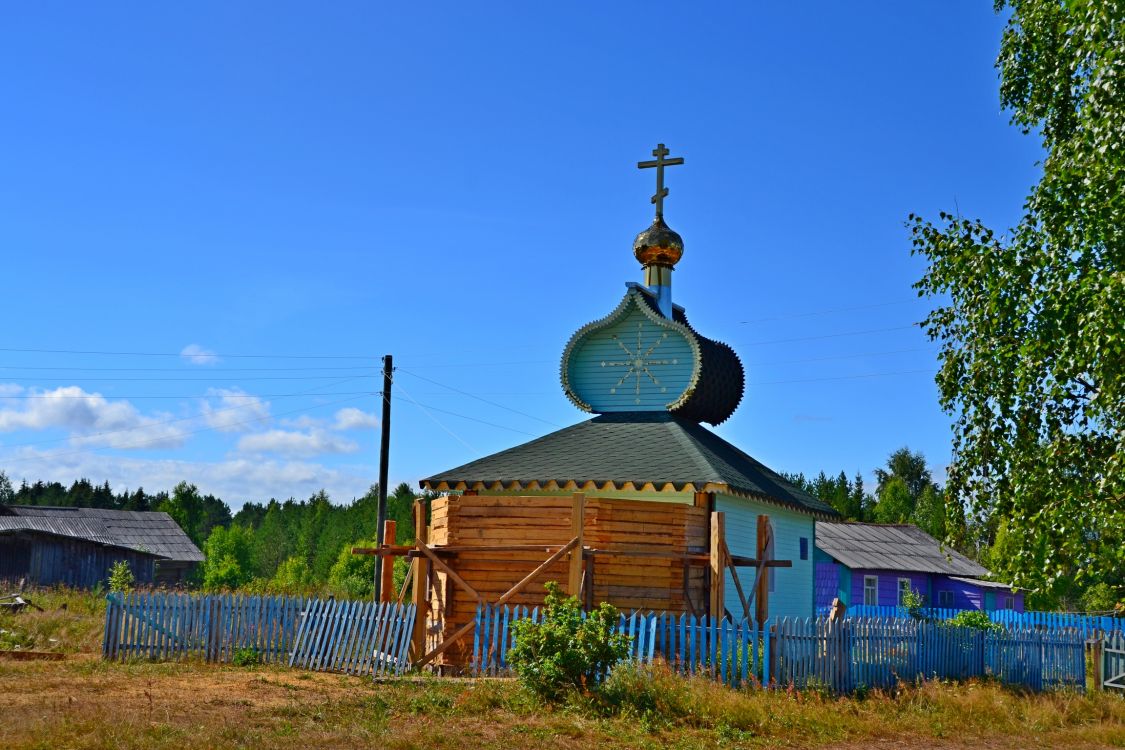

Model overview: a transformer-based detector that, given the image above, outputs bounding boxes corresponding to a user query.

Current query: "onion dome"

[633,217,684,268]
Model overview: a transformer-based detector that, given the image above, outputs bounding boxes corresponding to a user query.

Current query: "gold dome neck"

[633,216,684,268]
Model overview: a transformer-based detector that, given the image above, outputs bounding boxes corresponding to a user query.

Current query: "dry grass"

[2,591,1122,748]
[0,587,106,653]
[1,658,1122,750]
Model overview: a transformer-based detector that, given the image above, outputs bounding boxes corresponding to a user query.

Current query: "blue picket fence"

[832,605,1125,638]
[103,591,416,677]
[774,616,1086,693]
[472,606,1085,693]
[473,604,661,677]
[288,598,415,677]
[1104,631,1125,692]
[103,591,307,663]
[474,605,768,687]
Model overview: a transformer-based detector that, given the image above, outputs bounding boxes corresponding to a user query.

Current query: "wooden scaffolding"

[357,493,788,671]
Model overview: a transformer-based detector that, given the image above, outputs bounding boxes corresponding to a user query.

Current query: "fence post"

[380,520,396,603]
[710,512,725,619]
[1091,637,1103,691]
[409,499,429,662]
[568,493,585,598]
[208,596,222,662]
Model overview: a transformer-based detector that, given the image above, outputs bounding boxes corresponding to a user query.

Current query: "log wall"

[425,494,708,666]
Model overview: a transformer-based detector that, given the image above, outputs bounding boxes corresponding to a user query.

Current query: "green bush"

[901,586,925,619]
[201,524,256,591]
[597,661,692,725]
[107,560,135,593]
[232,647,260,666]
[506,581,631,703]
[269,556,313,594]
[328,540,375,599]
[945,609,1002,632]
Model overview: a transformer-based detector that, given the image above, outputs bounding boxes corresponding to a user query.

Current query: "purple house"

[814,522,1023,613]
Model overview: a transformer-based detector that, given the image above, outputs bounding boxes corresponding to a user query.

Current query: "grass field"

[2,589,1124,749]
[2,657,1123,750]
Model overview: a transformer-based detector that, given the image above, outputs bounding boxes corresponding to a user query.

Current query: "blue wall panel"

[716,494,815,620]
[567,304,696,412]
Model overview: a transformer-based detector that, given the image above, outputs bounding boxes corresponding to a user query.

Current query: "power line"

[393,395,541,438]
[739,298,922,324]
[0,376,370,450]
[0,390,375,399]
[390,379,478,452]
[747,369,936,386]
[397,367,562,428]
[0,364,379,373]
[738,324,918,347]
[0,375,383,382]
[2,393,372,462]
[0,346,379,360]
[745,346,932,367]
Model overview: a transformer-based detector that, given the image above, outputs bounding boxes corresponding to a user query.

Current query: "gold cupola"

[635,143,684,318]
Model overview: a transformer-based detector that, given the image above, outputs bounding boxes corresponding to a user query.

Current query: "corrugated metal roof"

[0,506,203,561]
[815,521,987,576]
[421,412,839,517]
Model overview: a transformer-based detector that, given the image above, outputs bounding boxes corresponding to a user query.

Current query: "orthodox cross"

[637,143,684,220]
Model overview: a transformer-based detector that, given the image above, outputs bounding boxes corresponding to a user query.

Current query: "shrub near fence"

[473,607,1086,694]
[475,605,770,687]
[103,591,308,664]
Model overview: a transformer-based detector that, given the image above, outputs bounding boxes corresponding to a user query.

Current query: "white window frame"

[897,578,912,606]
[863,575,878,606]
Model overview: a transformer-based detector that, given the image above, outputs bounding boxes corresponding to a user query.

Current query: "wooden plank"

[710,512,725,619]
[419,543,481,603]
[568,494,585,597]
[755,515,772,626]
[722,540,750,622]
[409,499,430,662]
[417,537,579,668]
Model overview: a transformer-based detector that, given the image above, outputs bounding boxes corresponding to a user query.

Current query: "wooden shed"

[0,506,203,588]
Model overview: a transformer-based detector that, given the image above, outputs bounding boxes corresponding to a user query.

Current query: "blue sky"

[0,3,1040,508]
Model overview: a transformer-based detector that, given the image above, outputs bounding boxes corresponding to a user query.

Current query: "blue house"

[814,521,1023,612]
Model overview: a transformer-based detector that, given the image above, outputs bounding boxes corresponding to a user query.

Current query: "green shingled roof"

[420,412,838,518]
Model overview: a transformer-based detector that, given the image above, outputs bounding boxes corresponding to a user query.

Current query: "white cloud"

[237,428,358,458]
[332,407,379,431]
[0,385,184,449]
[0,448,373,506]
[181,344,220,366]
[200,388,271,433]
[0,384,25,397]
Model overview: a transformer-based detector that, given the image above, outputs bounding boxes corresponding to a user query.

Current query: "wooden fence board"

[466,607,1084,694]
[102,591,404,672]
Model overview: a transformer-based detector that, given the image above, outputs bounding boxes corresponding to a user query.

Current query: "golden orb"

[633,217,684,268]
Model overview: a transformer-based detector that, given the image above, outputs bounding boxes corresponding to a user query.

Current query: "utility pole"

[374,354,393,601]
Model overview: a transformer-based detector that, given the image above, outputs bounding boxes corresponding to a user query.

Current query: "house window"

[897,578,912,606]
[799,537,808,560]
[1003,595,1014,610]
[863,575,878,606]
[937,590,953,607]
